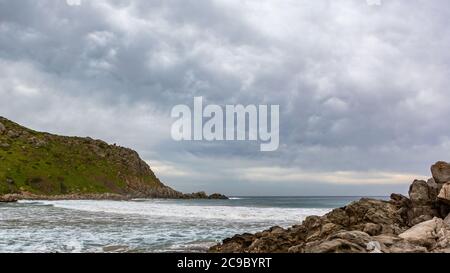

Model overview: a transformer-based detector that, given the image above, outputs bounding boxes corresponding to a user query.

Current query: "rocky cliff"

[0,117,226,200]
[210,162,450,253]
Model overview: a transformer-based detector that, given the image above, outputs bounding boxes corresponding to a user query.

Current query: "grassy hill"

[0,117,182,198]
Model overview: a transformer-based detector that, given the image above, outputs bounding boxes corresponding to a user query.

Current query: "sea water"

[0,196,383,253]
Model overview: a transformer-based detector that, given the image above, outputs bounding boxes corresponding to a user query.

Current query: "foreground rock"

[431,161,450,184]
[210,162,450,253]
[438,183,450,205]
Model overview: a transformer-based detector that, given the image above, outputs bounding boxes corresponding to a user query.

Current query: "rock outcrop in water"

[0,117,227,200]
[210,162,450,253]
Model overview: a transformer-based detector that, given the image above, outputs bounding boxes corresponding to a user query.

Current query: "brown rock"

[409,180,432,205]
[438,182,450,205]
[363,223,382,236]
[407,206,439,226]
[444,214,450,226]
[287,244,305,253]
[325,208,350,226]
[431,161,450,184]
[304,231,369,253]
[427,178,441,200]
[399,217,446,249]
[328,230,372,246]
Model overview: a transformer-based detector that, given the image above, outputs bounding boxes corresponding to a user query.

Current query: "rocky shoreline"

[209,161,450,253]
[0,191,228,203]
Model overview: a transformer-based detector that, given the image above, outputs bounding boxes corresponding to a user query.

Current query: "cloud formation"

[1,0,450,195]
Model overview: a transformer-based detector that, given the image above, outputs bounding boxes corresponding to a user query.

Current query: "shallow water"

[0,196,382,253]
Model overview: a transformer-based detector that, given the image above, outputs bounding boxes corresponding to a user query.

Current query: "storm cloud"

[1,0,450,195]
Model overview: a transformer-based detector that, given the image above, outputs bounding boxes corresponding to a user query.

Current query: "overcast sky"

[1,0,449,196]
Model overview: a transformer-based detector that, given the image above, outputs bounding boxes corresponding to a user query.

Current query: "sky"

[1,0,450,196]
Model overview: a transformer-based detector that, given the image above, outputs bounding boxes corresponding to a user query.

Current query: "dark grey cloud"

[1,0,450,195]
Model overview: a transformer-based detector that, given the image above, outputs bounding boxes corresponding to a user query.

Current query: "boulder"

[399,217,446,248]
[328,230,372,245]
[406,180,440,225]
[303,231,374,253]
[409,180,432,205]
[431,161,450,184]
[444,214,450,226]
[6,130,20,138]
[407,206,438,226]
[427,178,440,200]
[0,122,5,134]
[363,223,382,236]
[438,182,450,205]
[344,199,404,226]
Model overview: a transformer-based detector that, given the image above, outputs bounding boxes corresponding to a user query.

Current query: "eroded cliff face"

[0,117,225,200]
[210,162,450,253]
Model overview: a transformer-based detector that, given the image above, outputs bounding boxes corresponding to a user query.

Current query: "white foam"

[23,200,330,223]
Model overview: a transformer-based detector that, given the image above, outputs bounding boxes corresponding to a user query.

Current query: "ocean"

[0,196,385,253]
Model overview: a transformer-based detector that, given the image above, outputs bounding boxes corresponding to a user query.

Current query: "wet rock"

[431,161,450,184]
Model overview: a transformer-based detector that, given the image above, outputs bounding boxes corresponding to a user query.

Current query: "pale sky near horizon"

[1,0,449,196]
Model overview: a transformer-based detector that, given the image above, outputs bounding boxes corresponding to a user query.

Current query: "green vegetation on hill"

[0,117,174,196]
